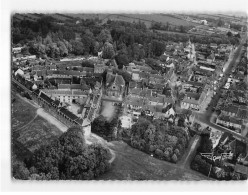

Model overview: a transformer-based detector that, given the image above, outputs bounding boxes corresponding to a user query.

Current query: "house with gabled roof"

[216,114,243,130]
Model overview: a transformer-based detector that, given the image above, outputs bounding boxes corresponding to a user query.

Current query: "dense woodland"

[12,127,111,180]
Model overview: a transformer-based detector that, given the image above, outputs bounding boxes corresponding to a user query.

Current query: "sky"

[4,0,248,15]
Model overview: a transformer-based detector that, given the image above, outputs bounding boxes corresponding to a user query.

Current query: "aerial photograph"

[10,2,248,181]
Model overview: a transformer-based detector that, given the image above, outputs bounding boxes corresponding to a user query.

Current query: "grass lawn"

[97,141,212,180]
[11,94,37,131]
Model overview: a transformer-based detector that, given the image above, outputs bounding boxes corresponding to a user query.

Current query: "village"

[12,34,248,180]
[9,9,248,181]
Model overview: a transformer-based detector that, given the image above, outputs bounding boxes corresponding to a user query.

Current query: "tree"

[227,31,233,37]
[234,33,241,39]
[92,115,112,138]
[97,29,113,44]
[115,53,129,66]
[217,18,224,27]
[71,41,85,55]
[163,150,170,161]
[81,34,94,55]
[102,42,115,59]
[151,40,165,56]
[171,154,178,163]
[198,133,213,153]
[58,41,68,56]
[155,149,163,158]
[27,127,110,180]
[12,155,30,180]
[144,124,156,145]
[21,47,30,55]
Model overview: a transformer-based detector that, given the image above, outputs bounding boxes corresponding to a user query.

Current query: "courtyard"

[100,100,118,121]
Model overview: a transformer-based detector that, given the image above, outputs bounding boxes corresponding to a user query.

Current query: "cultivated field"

[68,13,196,27]
[11,94,37,131]
[12,95,62,160]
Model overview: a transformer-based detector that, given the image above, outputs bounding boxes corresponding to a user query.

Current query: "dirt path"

[179,135,200,169]
[16,114,38,131]
[91,134,116,163]
[36,108,68,132]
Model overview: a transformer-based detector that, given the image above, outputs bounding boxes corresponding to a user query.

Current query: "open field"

[68,13,196,27]
[97,141,212,180]
[103,14,197,27]
[155,29,223,40]
[48,13,74,21]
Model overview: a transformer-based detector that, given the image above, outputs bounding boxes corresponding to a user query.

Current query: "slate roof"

[59,107,78,121]
[126,97,144,107]
[186,81,204,88]
[222,105,239,114]
[106,72,125,87]
[129,88,142,96]
[33,89,40,96]
[58,84,71,90]
[149,96,164,104]
[75,118,84,125]
[140,89,153,98]
[162,103,173,113]
[39,92,53,104]
[219,115,243,125]
[186,92,200,100]
[52,100,61,107]
[139,72,150,79]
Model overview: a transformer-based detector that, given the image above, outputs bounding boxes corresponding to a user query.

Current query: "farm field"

[68,13,196,27]
[11,93,38,131]
[125,14,196,26]
[48,13,75,21]
[12,95,62,161]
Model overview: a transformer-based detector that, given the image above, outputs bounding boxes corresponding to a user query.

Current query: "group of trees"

[13,15,241,64]
[12,127,111,180]
[126,118,189,163]
[12,16,117,59]
[92,115,121,141]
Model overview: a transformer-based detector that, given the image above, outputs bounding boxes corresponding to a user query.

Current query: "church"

[105,69,125,101]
